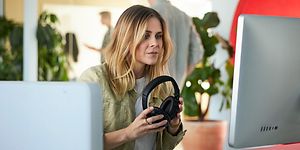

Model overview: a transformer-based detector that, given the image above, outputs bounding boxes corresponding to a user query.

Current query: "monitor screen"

[0,81,103,150]
[229,15,300,149]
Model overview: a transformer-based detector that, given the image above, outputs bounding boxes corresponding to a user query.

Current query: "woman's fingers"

[146,114,164,124]
[179,97,183,104]
[137,107,154,119]
[178,97,183,113]
[145,120,167,132]
[132,97,186,137]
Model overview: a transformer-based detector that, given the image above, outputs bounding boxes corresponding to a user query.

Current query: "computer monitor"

[0,81,103,150]
[229,15,300,149]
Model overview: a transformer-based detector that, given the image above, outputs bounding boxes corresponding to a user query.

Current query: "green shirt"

[100,27,113,63]
[101,27,113,49]
[79,64,185,150]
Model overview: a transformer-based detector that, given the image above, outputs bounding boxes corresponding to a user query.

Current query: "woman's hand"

[167,97,183,135]
[125,107,168,141]
[104,99,182,149]
[104,107,167,150]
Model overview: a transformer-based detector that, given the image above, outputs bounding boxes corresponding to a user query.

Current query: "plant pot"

[182,120,227,150]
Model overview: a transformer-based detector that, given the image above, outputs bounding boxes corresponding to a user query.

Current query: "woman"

[80,5,185,150]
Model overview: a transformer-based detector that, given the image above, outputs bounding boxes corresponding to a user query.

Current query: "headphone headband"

[142,76,179,110]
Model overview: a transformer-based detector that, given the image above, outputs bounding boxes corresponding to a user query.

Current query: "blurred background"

[0,0,237,81]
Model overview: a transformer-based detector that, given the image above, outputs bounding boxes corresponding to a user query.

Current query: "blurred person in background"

[148,0,204,85]
[85,11,113,63]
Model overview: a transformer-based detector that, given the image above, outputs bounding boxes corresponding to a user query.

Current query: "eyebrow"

[145,30,163,34]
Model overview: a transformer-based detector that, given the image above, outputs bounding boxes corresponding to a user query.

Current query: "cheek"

[136,44,147,58]
[139,42,148,50]
[158,40,163,48]
[137,43,148,53]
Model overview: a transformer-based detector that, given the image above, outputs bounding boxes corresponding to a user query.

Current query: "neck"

[133,64,145,79]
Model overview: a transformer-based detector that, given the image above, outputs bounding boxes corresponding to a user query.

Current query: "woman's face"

[135,17,163,68]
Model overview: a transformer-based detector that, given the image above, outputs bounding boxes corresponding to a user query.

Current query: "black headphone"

[142,75,180,124]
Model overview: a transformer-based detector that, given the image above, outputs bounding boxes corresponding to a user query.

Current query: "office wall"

[212,0,239,39]
[42,4,126,79]
[5,0,23,22]
[4,0,137,23]
[0,0,3,16]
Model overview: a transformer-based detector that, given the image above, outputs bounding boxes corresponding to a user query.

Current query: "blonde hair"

[103,5,174,99]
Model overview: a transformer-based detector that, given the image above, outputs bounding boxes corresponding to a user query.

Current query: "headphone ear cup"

[147,107,162,117]
[160,96,173,112]
[160,96,176,120]
[142,75,180,125]
[147,107,165,124]
[161,96,179,120]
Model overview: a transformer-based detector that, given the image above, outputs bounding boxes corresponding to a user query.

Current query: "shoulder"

[78,64,107,82]
[152,2,190,22]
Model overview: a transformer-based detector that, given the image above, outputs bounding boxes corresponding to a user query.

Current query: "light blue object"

[0,81,103,150]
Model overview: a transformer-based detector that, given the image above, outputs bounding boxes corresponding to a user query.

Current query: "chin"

[145,61,158,66]
[143,58,158,65]
[146,62,157,66]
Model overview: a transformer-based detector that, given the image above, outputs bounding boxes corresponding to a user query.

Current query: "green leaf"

[206,84,218,95]
[9,26,23,50]
[181,85,199,117]
[182,11,234,120]
[50,14,59,24]
[0,12,70,81]
[202,12,220,29]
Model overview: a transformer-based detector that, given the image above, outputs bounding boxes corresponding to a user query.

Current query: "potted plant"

[36,11,69,81]
[181,12,234,150]
[0,12,69,81]
[0,17,23,80]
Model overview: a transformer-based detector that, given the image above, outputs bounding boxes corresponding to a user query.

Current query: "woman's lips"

[147,51,158,54]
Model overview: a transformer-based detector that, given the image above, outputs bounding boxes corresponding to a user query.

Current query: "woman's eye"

[155,34,162,39]
[144,34,150,40]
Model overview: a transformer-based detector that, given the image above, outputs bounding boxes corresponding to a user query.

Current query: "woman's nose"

[149,38,158,47]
